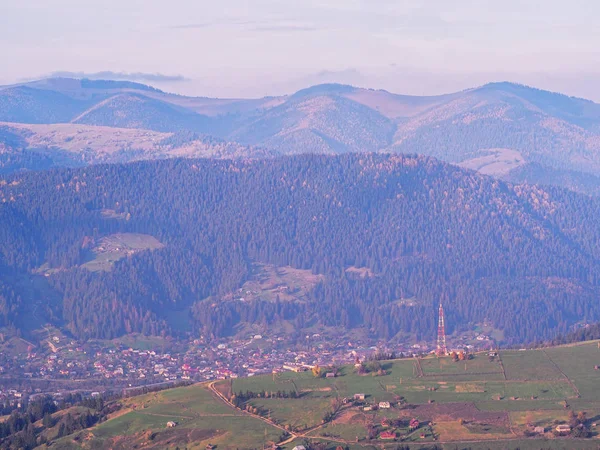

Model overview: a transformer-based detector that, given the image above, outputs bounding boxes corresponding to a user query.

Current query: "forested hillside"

[2,154,600,344]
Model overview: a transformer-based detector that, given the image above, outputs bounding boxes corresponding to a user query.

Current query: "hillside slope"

[229,89,396,154]
[4,78,600,196]
[2,154,600,344]
[0,123,277,174]
[0,86,94,124]
[71,93,215,132]
[392,82,600,175]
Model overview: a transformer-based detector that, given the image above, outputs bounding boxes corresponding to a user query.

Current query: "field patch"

[544,341,600,400]
[0,122,169,155]
[502,380,576,400]
[226,263,324,303]
[90,384,283,449]
[434,420,511,441]
[420,354,504,378]
[458,148,525,176]
[93,410,170,438]
[399,401,509,425]
[306,422,365,441]
[510,409,568,434]
[455,383,486,393]
[501,349,565,381]
[81,232,164,272]
[248,396,333,430]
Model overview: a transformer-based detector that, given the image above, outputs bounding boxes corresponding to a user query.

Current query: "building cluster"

[0,324,496,397]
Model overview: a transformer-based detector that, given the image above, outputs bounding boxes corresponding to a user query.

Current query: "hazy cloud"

[2,0,599,100]
[49,71,189,83]
[168,22,213,30]
[251,24,317,32]
[169,18,317,33]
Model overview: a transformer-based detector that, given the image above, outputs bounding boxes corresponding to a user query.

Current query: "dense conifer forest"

[2,153,600,344]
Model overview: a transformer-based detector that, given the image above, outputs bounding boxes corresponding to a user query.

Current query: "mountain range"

[3,78,600,195]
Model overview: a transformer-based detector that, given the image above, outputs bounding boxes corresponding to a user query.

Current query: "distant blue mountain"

[3,78,600,195]
[0,86,94,123]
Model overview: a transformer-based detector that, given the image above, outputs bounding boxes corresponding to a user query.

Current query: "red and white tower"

[436,302,447,356]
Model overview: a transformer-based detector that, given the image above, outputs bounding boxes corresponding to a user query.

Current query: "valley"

[3,2,599,449]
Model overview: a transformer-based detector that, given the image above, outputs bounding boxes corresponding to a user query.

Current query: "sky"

[1,0,600,100]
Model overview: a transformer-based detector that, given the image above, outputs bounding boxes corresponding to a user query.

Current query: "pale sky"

[1,0,600,100]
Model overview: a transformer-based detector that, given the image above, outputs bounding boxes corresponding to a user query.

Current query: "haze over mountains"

[3,78,600,195]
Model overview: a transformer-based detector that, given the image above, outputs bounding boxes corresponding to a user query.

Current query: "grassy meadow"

[48,341,600,449]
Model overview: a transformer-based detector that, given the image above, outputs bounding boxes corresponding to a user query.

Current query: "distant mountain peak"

[291,83,357,99]
[9,77,164,95]
[475,81,594,103]
[79,78,163,93]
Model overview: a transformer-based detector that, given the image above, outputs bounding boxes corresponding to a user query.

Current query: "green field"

[419,354,503,377]
[501,349,565,381]
[46,341,600,449]
[81,232,164,272]
[544,343,600,399]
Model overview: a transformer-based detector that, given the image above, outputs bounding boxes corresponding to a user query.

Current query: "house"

[363,405,372,411]
[166,421,177,428]
[409,418,420,430]
[292,446,306,450]
[378,401,391,409]
[354,393,365,401]
[326,372,336,378]
[380,431,396,440]
[534,426,545,434]
[555,424,571,434]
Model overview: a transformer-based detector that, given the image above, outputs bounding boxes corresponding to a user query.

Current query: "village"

[0,326,497,409]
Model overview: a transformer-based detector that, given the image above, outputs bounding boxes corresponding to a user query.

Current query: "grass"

[231,360,418,403]
[60,341,600,449]
[93,410,170,438]
[230,353,580,408]
[434,420,510,441]
[420,354,503,377]
[87,384,284,449]
[306,421,366,441]
[544,341,600,400]
[501,349,565,380]
[510,409,569,433]
[225,263,324,304]
[81,232,164,272]
[123,383,234,416]
[113,333,174,351]
[457,148,525,177]
[249,396,333,430]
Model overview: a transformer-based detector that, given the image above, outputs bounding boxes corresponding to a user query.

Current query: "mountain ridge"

[3,78,600,195]
[3,153,600,344]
